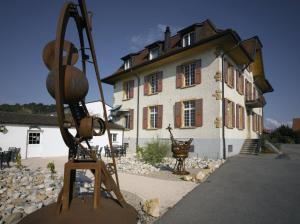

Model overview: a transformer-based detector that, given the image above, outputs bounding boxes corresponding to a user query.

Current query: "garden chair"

[0,151,12,169]
[104,145,111,157]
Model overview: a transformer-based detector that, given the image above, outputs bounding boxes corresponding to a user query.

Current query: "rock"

[195,171,206,182]
[142,198,160,217]
[24,205,38,214]
[12,198,26,207]
[43,198,55,206]
[182,175,193,181]
[4,212,22,224]
[35,193,47,201]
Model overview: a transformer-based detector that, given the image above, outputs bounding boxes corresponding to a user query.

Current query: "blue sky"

[0,0,299,129]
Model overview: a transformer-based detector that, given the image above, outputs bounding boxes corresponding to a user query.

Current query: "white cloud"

[130,24,180,51]
[265,118,292,130]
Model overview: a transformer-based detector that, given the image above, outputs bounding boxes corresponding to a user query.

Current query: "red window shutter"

[253,87,256,100]
[242,107,245,129]
[176,66,183,88]
[224,99,228,128]
[195,99,203,127]
[242,76,245,95]
[252,113,255,132]
[144,75,149,95]
[129,109,134,130]
[157,105,163,128]
[224,60,228,84]
[249,83,253,100]
[232,69,235,89]
[232,102,235,128]
[195,59,201,84]
[157,72,163,92]
[129,80,134,98]
[236,104,239,129]
[143,107,148,129]
[236,72,239,93]
[174,102,182,128]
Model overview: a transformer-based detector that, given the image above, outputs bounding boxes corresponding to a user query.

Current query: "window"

[182,32,196,47]
[28,132,40,144]
[183,101,196,127]
[123,80,134,100]
[124,59,131,70]
[183,63,196,87]
[110,133,117,142]
[225,99,235,128]
[236,104,245,130]
[149,47,159,60]
[149,106,158,128]
[124,114,130,129]
[245,80,253,101]
[226,64,235,88]
[149,74,158,94]
[236,71,244,95]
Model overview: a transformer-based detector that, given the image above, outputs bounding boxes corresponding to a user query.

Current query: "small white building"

[0,101,124,159]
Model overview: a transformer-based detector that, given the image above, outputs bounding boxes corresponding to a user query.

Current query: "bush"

[47,161,56,174]
[16,152,22,169]
[139,139,170,165]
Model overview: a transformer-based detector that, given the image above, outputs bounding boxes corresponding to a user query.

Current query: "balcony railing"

[245,95,266,108]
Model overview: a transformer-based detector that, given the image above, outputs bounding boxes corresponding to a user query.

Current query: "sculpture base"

[19,195,138,224]
[173,170,190,175]
[173,156,190,175]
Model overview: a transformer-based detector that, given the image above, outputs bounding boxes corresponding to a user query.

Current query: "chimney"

[164,26,171,52]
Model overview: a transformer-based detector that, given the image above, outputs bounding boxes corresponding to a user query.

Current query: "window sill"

[180,84,197,89]
[124,128,132,131]
[146,128,159,130]
[180,126,196,129]
[146,92,159,96]
[122,98,132,101]
[225,126,234,129]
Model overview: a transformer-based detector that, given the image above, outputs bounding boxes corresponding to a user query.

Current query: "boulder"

[182,175,193,181]
[24,205,38,214]
[195,171,206,182]
[142,198,160,217]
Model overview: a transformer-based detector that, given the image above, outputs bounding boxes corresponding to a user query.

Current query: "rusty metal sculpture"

[167,124,193,175]
[20,1,137,223]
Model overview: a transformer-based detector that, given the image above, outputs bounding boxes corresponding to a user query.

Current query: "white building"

[0,101,124,158]
[102,20,273,159]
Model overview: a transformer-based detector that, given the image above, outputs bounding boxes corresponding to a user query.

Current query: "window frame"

[149,47,159,60]
[123,80,132,100]
[149,106,158,129]
[149,73,158,94]
[124,114,130,129]
[183,100,196,127]
[110,133,117,142]
[182,32,196,47]
[28,132,41,145]
[183,63,196,87]
[227,64,235,88]
[124,59,131,70]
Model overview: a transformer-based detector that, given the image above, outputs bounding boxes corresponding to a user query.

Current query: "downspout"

[221,55,226,159]
[135,74,140,150]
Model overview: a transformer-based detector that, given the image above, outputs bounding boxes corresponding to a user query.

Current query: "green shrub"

[47,161,56,174]
[139,138,170,165]
[16,152,22,169]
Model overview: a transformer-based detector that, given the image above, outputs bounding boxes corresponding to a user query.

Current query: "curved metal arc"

[78,0,120,189]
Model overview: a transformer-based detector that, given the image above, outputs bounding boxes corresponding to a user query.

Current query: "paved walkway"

[156,145,300,224]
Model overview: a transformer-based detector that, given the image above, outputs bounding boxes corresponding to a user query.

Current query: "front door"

[26,131,42,158]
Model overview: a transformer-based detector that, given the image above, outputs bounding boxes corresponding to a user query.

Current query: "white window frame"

[149,73,158,94]
[28,132,41,145]
[182,32,196,47]
[124,114,130,129]
[124,59,131,70]
[110,133,117,142]
[149,47,159,60]
[183,101,195,127]
[123,81,131,100]
[183,63,196,87]
[149,106,158,128]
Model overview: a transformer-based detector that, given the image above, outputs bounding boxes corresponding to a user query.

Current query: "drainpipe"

[221,55,226,160]
[135,74,140,150]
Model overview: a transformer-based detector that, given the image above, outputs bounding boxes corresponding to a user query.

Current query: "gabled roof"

[0,111,124,130]
[102,19,273,93]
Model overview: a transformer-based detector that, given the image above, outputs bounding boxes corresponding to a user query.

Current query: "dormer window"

[182,32,195,47]
[124,59,131,70]
[149,47,159,60]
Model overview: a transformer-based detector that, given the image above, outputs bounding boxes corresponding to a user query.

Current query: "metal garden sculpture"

[20,1,137,223]
[167,124,193,175]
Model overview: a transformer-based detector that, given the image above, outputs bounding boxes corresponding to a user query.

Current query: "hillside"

[0,103,56,115]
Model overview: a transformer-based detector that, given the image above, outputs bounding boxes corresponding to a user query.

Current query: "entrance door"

[26,131,42,158]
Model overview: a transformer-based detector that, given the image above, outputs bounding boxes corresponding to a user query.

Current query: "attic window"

[182,32,195,47]
[124,59,131,70]
[149,47,159,60]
